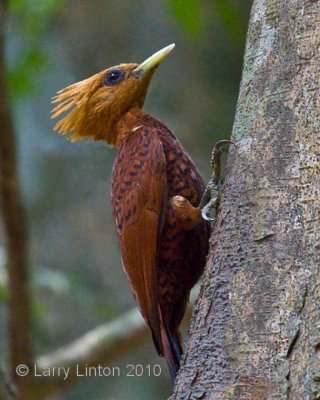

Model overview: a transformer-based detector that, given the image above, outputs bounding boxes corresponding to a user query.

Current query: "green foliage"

[9,0,65,36]
[0,283,8,302]
[7,0,65,96]
[0,250,8,301]
[168,0,204,39]
[168,0,250,42]
[212,0,249,43]
[7,50,47,95]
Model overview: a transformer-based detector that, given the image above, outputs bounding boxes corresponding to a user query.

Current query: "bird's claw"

[199,180,219,221]
[201,200,216,221]
[199,139,236,222]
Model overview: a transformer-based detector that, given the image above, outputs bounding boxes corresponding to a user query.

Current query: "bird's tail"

[159,312,183,382]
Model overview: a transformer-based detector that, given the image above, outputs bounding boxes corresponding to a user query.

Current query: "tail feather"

[159,313,183,382]
[151,330,163,356]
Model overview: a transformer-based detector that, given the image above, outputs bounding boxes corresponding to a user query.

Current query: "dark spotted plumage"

[111,112,210,377]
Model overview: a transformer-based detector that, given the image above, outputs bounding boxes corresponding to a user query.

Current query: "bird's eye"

[103,69,125,86]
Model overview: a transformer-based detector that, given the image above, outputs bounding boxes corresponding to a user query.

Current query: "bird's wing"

[111,129,167,352]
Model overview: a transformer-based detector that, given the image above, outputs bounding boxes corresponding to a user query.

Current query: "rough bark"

[0,0,33,379]
[171,0,320,399]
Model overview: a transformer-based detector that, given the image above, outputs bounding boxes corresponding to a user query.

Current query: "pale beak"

[132,44,175,78]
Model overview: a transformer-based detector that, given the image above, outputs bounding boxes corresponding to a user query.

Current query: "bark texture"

[171,0,320,399]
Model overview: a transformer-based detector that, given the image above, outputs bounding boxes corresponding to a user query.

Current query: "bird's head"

[51,44,175,146]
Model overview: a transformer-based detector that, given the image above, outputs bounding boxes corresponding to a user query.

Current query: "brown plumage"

[51,45,210,380]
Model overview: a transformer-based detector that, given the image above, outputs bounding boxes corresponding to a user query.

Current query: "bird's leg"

[199,140,234,221]
[169,141,234,229]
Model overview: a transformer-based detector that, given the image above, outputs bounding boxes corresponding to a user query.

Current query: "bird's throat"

[114,107,147,146]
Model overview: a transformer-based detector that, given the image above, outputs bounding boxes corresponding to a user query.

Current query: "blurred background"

[0,0,252,398]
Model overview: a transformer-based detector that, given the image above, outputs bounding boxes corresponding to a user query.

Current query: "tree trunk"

[0,0,32,381]
[171,0,320,399]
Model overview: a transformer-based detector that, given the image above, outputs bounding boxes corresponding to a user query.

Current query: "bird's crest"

[51,71,106,142]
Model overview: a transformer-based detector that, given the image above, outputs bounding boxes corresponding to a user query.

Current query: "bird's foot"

[200,183,218,221]
[199,140,235,221]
